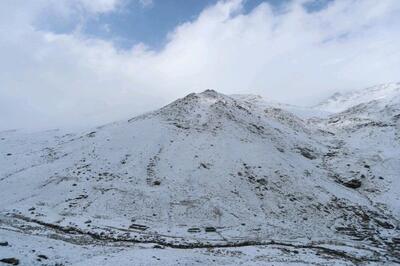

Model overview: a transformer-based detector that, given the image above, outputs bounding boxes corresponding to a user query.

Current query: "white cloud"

[139,0,154,8]
[74,0,122,13]
[1,0,400,130]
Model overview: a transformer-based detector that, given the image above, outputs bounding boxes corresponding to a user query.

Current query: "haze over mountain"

[1,83,399,265]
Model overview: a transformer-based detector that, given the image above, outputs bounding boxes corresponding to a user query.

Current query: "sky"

[1,0,400,131]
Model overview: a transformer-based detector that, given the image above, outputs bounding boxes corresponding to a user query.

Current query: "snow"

[0,227,363,265]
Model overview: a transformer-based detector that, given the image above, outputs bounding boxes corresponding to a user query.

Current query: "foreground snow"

[2,227,371,266]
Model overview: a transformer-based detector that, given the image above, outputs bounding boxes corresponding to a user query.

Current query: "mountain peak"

[199,89,220,97]
[174,89,228,103]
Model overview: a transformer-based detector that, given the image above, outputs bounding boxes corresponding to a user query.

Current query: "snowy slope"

[1,87,400,265]
[315,83,400,221]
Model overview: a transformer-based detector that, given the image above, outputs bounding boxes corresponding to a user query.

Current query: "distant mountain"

[0,86,399,265]
[314,82,400,113]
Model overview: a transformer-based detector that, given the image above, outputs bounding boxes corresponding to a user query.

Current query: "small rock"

[392,237,400,244]
[343,179,362,189]
[297,147,317,160]
[200,163,210,169]
[187,227,201,233]
[0,241,8,246]
[37,255,48,260]
[0,258,19,265]
[86,131,96,138]
[375,220,394,229]
[256,178,267,185]
[129,224,148,231]
[205,227,216,232]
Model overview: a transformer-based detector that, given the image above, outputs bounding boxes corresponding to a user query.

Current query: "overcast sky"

[1,0,400,131]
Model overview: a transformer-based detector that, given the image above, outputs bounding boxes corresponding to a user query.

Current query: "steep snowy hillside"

[1,88,399,265]
[315,84,400,221]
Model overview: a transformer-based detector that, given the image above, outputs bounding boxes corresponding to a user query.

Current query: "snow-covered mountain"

[314,82,400,113]
[315,83,400,221]
[0,85,399,265]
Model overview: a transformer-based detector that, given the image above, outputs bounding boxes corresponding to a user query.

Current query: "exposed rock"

[205,227,217,232]
[187,228,201,233]
[86,131,96,138]
[0,258,19,265]
[256,178,267,185]
[129,224,148,231]
[343,179,362,189]
[199,163,210,169]
[296,147,317,160]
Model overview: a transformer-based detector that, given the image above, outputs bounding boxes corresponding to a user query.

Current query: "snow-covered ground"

[1,84,399,265]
